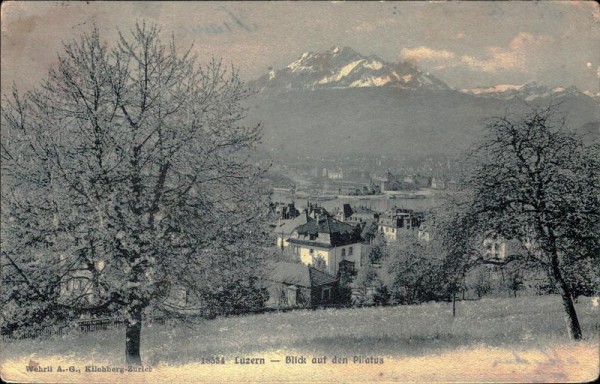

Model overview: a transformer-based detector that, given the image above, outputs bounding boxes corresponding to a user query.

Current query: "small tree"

[367,231,386,264]
[427,204,472,313]
[468,266,493,299]
[310,254,327,271]
[336,262,356,306]
[360,220,379,243]
[263,245,300,264]
[383,235,447,305]
[463,105,600,340]
[354,263,380,305]
[372,285,391,306]
[1,23,268,363]
[506,268,524,298]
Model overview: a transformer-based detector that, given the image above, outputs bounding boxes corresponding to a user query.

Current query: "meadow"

[2,295,598,364]
[1,295,598,382]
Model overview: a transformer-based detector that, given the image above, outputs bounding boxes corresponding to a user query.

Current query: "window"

[341,248,346,257]
[349,246,353,256]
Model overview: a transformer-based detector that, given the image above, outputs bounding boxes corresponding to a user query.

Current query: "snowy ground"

[2,295,598,382]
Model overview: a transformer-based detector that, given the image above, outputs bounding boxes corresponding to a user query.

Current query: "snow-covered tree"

[1,23,269,364]
[461,105,600,340]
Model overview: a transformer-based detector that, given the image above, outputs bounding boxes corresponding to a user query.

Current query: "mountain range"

[244,47,599,160]
[460,81,599,103]
[251,46,449,92]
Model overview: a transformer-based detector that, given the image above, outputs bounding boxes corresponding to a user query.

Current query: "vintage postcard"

[1,1,599,383]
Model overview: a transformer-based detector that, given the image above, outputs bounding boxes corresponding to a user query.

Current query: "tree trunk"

[550,252,582,340]
[125,305,143,365]
[452,290,456,317]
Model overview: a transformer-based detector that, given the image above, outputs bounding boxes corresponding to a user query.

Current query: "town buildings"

[335,204,378,226]
[264,261,339,308]
[325,167,344,180]
[286,215,364,277]
[372,171,419,192]
[274,202,301,220]
[377,208,423,241]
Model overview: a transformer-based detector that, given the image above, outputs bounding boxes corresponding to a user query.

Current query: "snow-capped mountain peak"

[250,47,598,105]
[460,81,589,101]
[583,90,600,100]
[460,83,527,95]
[250,46,450,93]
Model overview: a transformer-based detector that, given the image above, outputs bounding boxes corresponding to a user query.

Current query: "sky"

[2,1,599,94]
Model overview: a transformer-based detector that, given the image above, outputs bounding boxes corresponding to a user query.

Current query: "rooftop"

[274,213,312,235]
[293,216,363,247]
[266,261,337,288]
[351,206,377,215]
[296,216,358,236]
